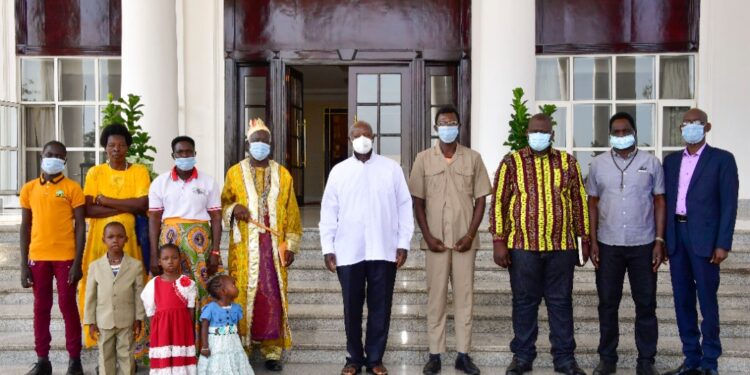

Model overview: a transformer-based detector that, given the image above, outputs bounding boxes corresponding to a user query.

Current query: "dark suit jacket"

[663,144,739,257]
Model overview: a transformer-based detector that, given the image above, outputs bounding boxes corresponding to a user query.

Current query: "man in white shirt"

[319,121,414,375]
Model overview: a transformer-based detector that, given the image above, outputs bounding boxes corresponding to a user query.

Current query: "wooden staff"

[246,217,290,266]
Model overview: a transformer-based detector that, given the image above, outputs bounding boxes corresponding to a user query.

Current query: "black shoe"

[455,354,481,375]
[593,361,617,375]
[66,358,84,375]
[265,359,283,372]
[662,364,702,375]
[505,358,533,375]
[703,370,719,375]
[555,361,587,375]
[25,359,52,375]
[423,357,441,374]
[636,362,659,375]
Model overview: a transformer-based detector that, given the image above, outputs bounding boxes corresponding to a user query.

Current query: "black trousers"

[337,260,397,368]
[596,242,658,365]
[508,249,578,368]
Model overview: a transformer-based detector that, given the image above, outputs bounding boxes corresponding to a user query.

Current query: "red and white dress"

[141,275,198,375]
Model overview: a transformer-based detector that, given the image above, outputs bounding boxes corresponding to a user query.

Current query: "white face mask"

[352,136,373,154]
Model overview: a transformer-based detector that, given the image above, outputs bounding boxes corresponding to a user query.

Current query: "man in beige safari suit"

[409,106,492,375]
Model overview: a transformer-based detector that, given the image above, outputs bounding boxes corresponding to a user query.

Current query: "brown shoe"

[341,363,361,374]
[367,364,389,375]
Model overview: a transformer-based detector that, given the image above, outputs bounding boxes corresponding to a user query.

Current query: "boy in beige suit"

[83,222,145,375]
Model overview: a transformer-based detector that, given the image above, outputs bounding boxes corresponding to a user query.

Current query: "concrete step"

[285,280,750,308]
[0,330,746,373]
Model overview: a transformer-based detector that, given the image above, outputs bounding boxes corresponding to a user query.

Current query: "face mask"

[681,123,705,144]
[437,126,459,144]
[528,132,552,152]
[41,157,66,175]
[609,134,636,150]
[174,157,196,171]
[250,142,271,161]
[352,136,373,154]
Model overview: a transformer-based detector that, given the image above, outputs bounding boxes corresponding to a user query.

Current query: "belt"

[675,214,688,223]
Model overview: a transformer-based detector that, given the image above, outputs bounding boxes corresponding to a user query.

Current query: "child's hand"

[89,324,100,339]
[133,320,142,338]
[200,347,211,357]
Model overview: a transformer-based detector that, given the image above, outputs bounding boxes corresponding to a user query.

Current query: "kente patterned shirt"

[489,147,589,251]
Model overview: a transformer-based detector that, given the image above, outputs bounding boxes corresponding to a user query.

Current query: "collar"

[612,148,638,160]
[431,142,464,158]
[520,146,558,159]
[39,174,65,185]
[683,143,707,157]
[171,167,198,182]
[351,152,376,164]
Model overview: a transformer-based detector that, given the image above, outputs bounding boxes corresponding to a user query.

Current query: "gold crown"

[246,118,271,141]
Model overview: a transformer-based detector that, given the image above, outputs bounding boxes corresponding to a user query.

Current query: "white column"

[471,0,536,174]
[698,0,750,199]
[121,0,178,174]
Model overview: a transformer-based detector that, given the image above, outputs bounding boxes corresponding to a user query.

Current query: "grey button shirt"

[585,149,665,246]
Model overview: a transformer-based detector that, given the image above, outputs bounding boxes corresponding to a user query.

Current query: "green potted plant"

[504,87,558,152]
[101,93,157,178]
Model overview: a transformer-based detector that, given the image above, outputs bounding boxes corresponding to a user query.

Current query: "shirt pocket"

[635,169,653,191]
[454,168,475,196]
[424,166,446,198]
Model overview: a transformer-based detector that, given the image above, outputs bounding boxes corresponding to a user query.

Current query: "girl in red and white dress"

[141,244,197,374]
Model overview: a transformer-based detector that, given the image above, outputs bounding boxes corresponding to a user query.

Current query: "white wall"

[178,0,225,183]
[471,0,536,176]
[698,0,750,199]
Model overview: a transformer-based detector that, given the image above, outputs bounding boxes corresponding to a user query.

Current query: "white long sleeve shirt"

[319,154,414,266]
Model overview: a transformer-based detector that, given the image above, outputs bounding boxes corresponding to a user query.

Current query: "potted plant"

[504,87,558,152]
[101,93,158,178]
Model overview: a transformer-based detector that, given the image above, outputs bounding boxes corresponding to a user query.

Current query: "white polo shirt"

[148,168,222,221]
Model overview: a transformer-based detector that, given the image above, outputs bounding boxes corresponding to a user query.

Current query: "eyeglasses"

[435,122,460,127]
[680,121,705,128]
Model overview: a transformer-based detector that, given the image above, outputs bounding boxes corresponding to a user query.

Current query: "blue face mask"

[528,132,552,152]
[437,126,459,144]
[609,134,636,150]
[250,142,271,161]
[41,157,66,175]
[681,123,705,144]
[174,157,196,171]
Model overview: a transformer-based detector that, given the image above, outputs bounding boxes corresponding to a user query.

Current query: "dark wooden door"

[286,67,304,204]
[348,66,411,174]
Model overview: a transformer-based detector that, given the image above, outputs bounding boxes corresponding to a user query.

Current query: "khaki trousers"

[97,326,134,375]
[425,247,476,354]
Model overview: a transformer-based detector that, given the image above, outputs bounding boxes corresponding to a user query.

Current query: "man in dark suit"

[662,108,739,375]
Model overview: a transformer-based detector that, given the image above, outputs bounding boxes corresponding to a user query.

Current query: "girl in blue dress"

[198,275,255,375]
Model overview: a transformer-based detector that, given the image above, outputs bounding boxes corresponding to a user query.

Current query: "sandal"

[341,363,361,375]
[367,364,389,375]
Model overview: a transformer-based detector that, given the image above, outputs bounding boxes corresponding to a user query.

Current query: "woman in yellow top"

[80,123,150,349]
[221,119,302,372]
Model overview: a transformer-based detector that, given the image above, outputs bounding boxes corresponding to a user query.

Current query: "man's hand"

[652,242,666,272]
[578,241,590,267]
[20,264,33,288]
[207,251,221,276]
[454,235,473,253]
[67,262,82,286]
[89,324,100,340]
[590,241,600,270]
[424,236,448,253]
[710,248,729,265]
[324,254,337,273]
[493,241,511,268]
[150,257,162,276]
[133,320,142,338]
[284,251,295,267]
[396,249,408,269]
[232,205,250,222]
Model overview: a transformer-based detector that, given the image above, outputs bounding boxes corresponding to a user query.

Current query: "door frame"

[224,56,471,175]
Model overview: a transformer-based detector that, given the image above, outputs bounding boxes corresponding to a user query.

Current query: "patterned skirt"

[197,325,254,375]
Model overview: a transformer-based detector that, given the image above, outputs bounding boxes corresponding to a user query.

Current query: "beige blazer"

[83,254,146,329]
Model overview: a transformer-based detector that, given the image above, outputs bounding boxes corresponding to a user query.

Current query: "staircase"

[1,223,749,374]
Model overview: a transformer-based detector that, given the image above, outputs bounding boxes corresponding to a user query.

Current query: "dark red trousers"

[29,260,82,358]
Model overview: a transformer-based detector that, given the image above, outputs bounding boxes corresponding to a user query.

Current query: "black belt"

[675,214,688,223]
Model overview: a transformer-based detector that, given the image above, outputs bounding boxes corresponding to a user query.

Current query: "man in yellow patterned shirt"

[489,114,590,375]
[221,119,302,372]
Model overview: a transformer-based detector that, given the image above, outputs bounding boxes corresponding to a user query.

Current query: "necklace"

[610,149,638,191]
[107,253,123,265]
[108,160,130,171]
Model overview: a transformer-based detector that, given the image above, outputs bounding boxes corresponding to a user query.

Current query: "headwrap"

[246,118,271,142]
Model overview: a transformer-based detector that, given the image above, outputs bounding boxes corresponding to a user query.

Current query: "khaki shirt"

[409,144,492,250]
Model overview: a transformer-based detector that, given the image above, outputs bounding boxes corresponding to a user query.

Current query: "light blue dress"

[197,302,255,375]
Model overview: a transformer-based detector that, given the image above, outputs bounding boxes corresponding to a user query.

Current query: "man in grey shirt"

[586,112,666,375]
